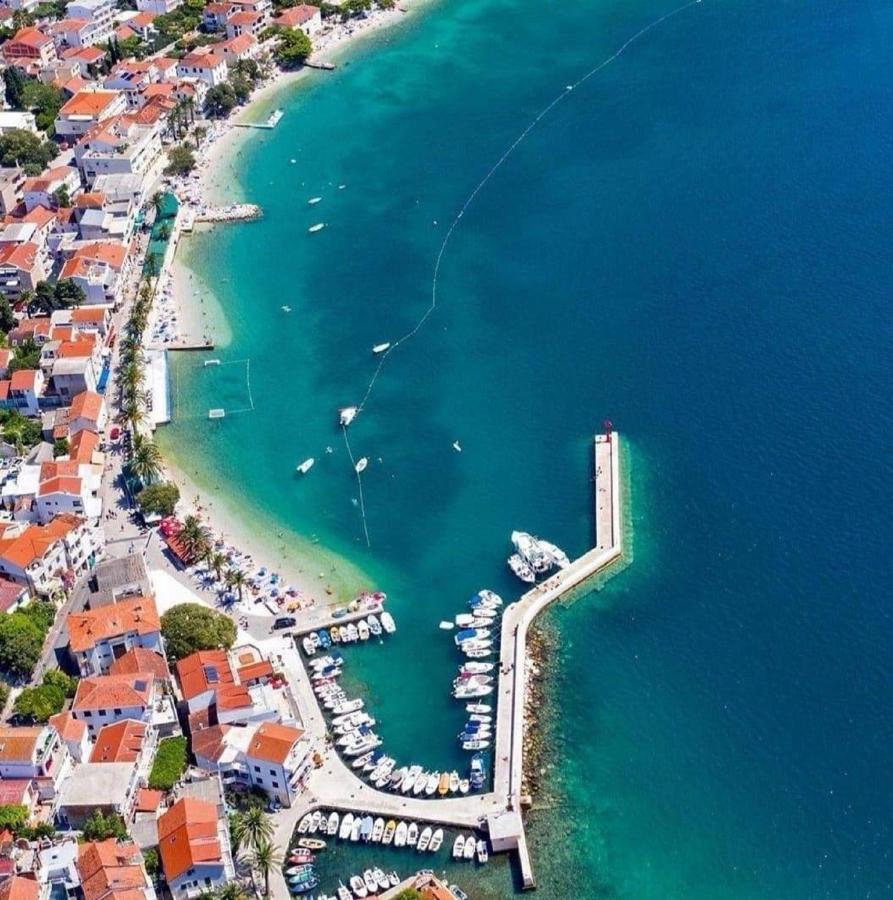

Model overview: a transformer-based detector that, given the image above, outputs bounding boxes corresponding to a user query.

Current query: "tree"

[0,612,45,678]
[42,668,77,697]
[176,514,211,563]
[0,805,28,832]
[27,279,85,316]
[251,837,281,896]
[207,551,226,582]
[13,682,64,722]
[273,28,312,69]
[148,736,188,790]
[224,568,246,601]
[164,143,195,176]
[231,806,273,854]
[52,184,71,208]
[7,339,40,375]
[160,603,236,662]
[3,67,26,110]
[214,885,250,900]
[143,847,159,877]
[0,297,15,334]
[391,891,422,900]
[53,278,85,307]
[82,810,128,842]
[204,83,237,118]
[0,128,55,174]
[129,436,163,485]
[228,72,251,105]
[137,481,180,516]
[20,80,64,135]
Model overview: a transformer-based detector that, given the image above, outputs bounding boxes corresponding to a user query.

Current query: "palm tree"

[130,436,163,485]
[251,837,281,896]
[225,568,247,602]
[120,402,145,433]
[178,514,211,563]
[214,884,250,900]
[231,806,273,854]
[208,551,227,582]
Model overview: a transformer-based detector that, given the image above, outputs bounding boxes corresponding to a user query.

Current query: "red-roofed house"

[71,673,156,736]
[67,594,163,675]
[0,242,46,302]
[109,646,170,680]
[0,578,28,613]
[59,240,130,304]
[0,724,72,796]
[89,718,153,767]
[176,48,228,86]
[1,27,57,72]
[136,0,179,13]
[68,389,107,434]
[49,711,90,763]
[225,9,263,38]
[0,875,40,900]
[35,457,102,523]
[157,797,235,898]
[22,166,80,213]
[274,4,321,35]
[203,2,235,30]
[76,839,157,900]
[213,33,259,65]
[5,367,44,415]
[55,89,128,139]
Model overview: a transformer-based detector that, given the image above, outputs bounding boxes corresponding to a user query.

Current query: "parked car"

[272,616,296,630]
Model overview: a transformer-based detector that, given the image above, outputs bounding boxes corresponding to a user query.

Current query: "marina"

[273,431,623,896]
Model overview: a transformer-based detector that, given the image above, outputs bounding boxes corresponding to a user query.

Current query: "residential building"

[225,10,263,39]
[35,458,102,522]
[7,368,44,415]
[54,89,127,140]
[67,594,162,675]
[0,579,28,612]
[65,0,115,43]
[22,166,80,212]
[49,711,90,763]
[55,760,139,827]
[0,877,39,900]
[0,724,71,797]
[176,48,228,86]
[76,839,158,900]
[78,552,151,608]
[0,242,46,301]
[1,27,57,72]
[35,836,80,899]
[274,3,321,35]
[48,16,108,49]
[203,2,235,30]
[0,111,38,134]
[213,33,259,66]
[50,353,99,397]
[70,672,156,735]
[0,168,26,216]
[59,241,129,305]
[89,718,156,783]
[109,645,171,680]
[68,389,106,434]
[157,797,235,899]
[136,0,179,11]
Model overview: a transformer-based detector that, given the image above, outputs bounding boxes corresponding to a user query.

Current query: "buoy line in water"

[344,0,705,544]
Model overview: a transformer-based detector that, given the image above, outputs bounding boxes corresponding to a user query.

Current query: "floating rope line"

[342,426,372,548]
[174,358,256,420]
[347,0,704,540]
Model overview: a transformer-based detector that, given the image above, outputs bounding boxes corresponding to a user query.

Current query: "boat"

[469,713,492,723]
[430,828,444,852]
[439,620,454,630]
[380,611,396,633]
[357,619,370,640]
[371,817,385,842]
[452,835,466,859]
[372,342,391,354]
[281,305,291,312]
[308,223,326,233]
[339,813,354,840]
[302,637,317,656]
[401,766,421,793]
[511,530,553,572]
[463,836,476,860]
[338,626,349,642]
[327,812,339,835]
[453,440,462,452]
[539,538,570,569]
[458,638,492,652]
[477,589,503,607]
[308,196,322,204]
[350,817,362,841]
[374,869,390,891]
[461,662,494,674]
[508,553,536,582]
[477,839,489,863]
[407,822,419,846]
[412,772,427,796]
[297,837,326,850]
[449,771,460,792]
[382,819,396,845]
[464,648,493,659]
[330,626,341,643]
[453,684,493,699]
[346,623,359,642]
[298,814,313,834]
[425,772,439,796]
[290,878,319,894]
[297,458,315,474]
[462,739,490,750]
[367,614,382,636]
[437,772,450,795]
[468,753,487,790]
[394,821,408,847]
[349,875,367,898]
[417,826,432,852]
[203,359,220,367]
[332,699,363,715]
[455,614,475,627]
[454,628,488,646]
[360,815,373,841]
[287,862,314,873]
[355,457,368,473]
[459,778,470,794]
[363,870,378,894]
[389,766,407,789]
[337,884,352,900]
[389,871,400,887]
[339,406,358,426]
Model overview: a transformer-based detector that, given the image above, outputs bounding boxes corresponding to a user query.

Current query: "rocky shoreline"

[521,620,560,801]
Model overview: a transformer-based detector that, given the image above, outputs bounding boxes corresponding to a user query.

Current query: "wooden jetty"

[274,432,624,896]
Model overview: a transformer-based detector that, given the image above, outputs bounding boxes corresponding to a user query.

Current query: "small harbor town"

[0,0,628,897]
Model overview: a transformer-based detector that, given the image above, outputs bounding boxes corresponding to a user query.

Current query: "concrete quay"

[271,433,624,897]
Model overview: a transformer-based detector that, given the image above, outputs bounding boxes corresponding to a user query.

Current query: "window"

[254,765,260,772]
[272,780,278,788]
[113,708,122,715]
[269,768,275,775]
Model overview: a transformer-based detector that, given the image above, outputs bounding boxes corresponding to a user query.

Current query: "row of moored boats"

[302,609,395,656]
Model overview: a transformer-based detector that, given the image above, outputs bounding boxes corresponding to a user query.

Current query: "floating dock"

[272,432,624,898]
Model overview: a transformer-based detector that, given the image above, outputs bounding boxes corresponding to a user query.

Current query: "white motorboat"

[477,590,503,606]
[346,623,359,642]
[394,821,408,847]
[463,837,476,860]
[401,765,422,793]
[406,822,419,846]
[355,457,368,473]
[511,530,552,572]
[454,684,493,699]
[357,620,370,640]
[462,738,490,750]
[439,620,454,630]
[367,614,382,636]
[298,813,313,834]
[339,813,354,840]
[449,771,460,792]
[452,440,462,452]
[281,305,291,312]
[337,884,352,900]
[429,828,444,852]
[477,838,489,863]
[417,826,432,852]
[308,223,326,233]
[424,772,439,796]
[382,819,396,845]
[452,835,466,859]
[374,869,390,891]
[539,538,570,569]
[327,811,340,835]
[459,778,470,794]
[464,648,493,659]
[310,810,324,832]
[469,713,492,723]
[455,613,475,627]
[461,662,494,674]
[332,699,363,715]
[372,342,391,354]
[308,197,322,205]
[508,553,536,582]
[297,458,315,474]
[388,872,400,887]
[349,874,366,897]
[339,406,358,426]
[466,703,492,714]
[380,611,396,633]
[412,772,427,796]
[350,817,362,841]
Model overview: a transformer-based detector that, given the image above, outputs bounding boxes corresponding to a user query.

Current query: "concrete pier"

[270,433,624,898]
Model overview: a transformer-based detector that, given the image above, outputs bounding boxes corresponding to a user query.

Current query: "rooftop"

[68,595,160,652]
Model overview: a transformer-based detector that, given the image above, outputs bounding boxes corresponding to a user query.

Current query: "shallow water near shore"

[160,0,893,895]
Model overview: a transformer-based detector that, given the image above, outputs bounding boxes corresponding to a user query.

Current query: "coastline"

[153,4,429,613]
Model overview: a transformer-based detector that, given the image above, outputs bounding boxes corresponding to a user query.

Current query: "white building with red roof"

[67,389,107,435]
[22,166,80,213]
[176,48,228,86]
[1,27,57,73]
[274,3,321,35]
[49,711,90,763]
[0,724,72,796]
[54,89,127,140]
[65,0,116,43]
[76,839,158,900]
[213,33,259,66]
[0,242,46,302]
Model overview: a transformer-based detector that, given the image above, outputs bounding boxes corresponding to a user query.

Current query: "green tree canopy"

[20,80,64,135]
[0,805,28,831]
[164,143,196,176]
[2,67,26,110]
[204,83,237,117]
[273,28,312,68]
[148,736,188,790]
[82,810,128,842]
[0,296,15,334]
[13,682,64,723]
[0,128,55,174]
[137,481,180,517]
[0,612,45,678]
[160,603,236,662]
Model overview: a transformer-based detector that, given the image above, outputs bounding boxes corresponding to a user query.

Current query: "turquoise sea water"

[159,0,893,896]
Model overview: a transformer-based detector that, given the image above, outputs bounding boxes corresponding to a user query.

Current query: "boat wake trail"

[347,0,705,543]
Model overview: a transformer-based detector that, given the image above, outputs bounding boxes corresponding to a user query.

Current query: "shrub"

[137,481,180,517]
[160,604,236,662]
[148,736,188,790]
[81,810,128,842]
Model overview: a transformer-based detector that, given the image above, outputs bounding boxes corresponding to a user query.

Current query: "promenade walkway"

[269,433,624,897]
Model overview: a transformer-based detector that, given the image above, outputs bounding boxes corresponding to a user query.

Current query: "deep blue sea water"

[159,0,893,895]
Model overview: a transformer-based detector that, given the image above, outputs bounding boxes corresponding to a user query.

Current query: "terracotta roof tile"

[72,673,154,712]
[109,647,170,679]
[246,721,303,766]
[68,595,160,653]
[77,839,149,900]
[157,798,222,882]
[89,719,146,763]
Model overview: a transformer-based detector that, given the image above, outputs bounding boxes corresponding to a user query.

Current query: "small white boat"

[452,440,462,452]
[462,738,490,750]
[417,826,432,852]
[327,811,339,835]
[338,813,354,840]
[459,778,470,794]
[308,197,322,205]
[297,458,315,474]
[452,835,466,859]
[372,342,391,354]
[281,305,291,312]
[371,817,385,843]
[337,884,352,900]
[461,662,494,674]
[308,223,326,233]
[508,553,536,583]
[310,810,324,832]
[203,359,220,366]
[298,813,313,834]
[357,619,370,640]
[449,771,460,792]
[362,871,377,894]
[394,820,408,847]
[349,874,366,897]
[355,457,368,473]
[374,869,390,891]
[466,703,492,714]
[439,620,454,630]
[380,612,396,633]
[339,406,358,427]
[350,817,362,841]
[455,613,475,627]
[367,614,382,636]
[382,819,396,845]
[463,836,476,860]
[429,827,444,852]
[424,772,439,796]
[406,822,419,846]
[477,838,489,863]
